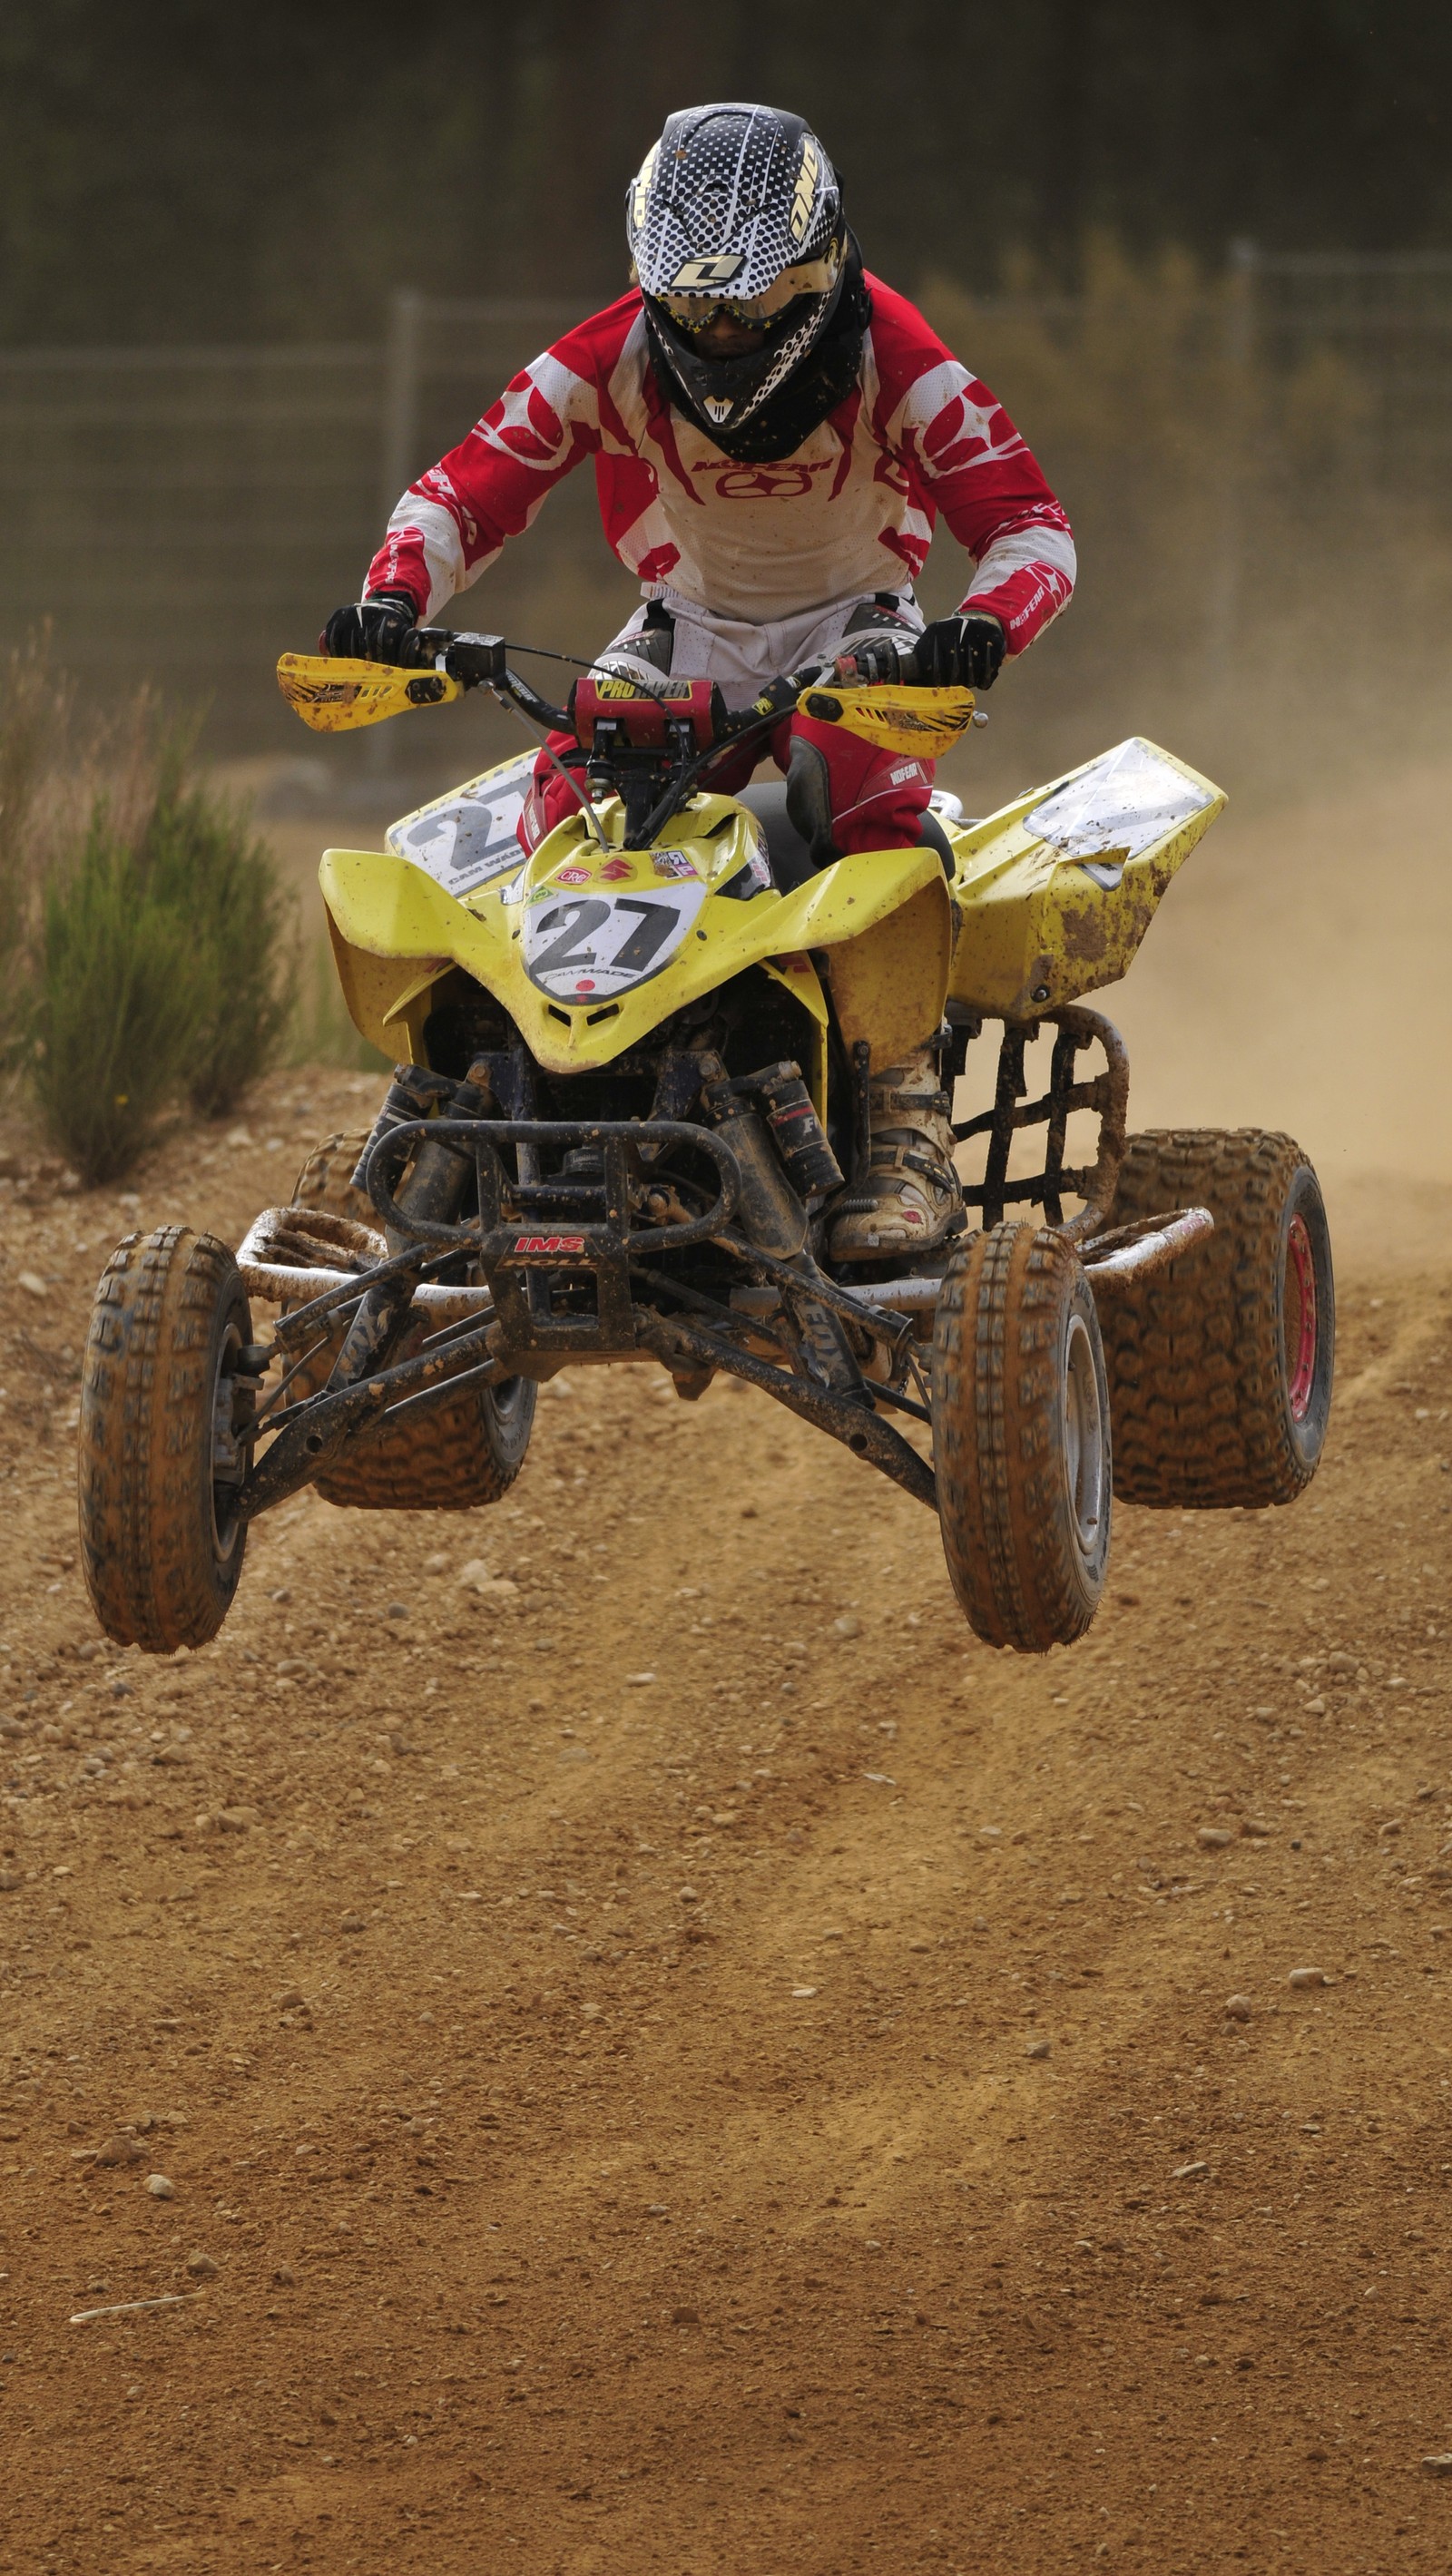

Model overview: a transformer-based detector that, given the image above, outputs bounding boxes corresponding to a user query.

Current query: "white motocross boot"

[826,1043,964,1262]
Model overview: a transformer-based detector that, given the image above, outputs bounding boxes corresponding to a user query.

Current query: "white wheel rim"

[1063,1310,1106,1560]
[492,1376,532,1425]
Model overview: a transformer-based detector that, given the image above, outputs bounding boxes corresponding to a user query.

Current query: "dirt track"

[1,1053,1450,2575]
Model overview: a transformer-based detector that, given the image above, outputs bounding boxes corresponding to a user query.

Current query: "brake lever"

[832,640,924,688]
[435,632,573,735]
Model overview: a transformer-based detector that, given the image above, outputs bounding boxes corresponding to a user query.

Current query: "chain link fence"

[2,254,1449,767]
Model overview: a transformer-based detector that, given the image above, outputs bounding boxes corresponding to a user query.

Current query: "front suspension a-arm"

[633,1312,937,1510]
[326,1058,497,1392]
[238,1319,502,1520]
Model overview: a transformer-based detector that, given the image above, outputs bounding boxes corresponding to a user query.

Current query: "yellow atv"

[77,633,1333,1660]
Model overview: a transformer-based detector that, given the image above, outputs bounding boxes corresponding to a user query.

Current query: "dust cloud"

[1110,759,1452,1260]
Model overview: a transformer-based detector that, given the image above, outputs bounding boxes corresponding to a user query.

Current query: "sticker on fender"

[386,750,535,896]
[522,883,706,1000]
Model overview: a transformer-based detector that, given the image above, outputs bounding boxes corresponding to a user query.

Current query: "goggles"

[655,249,840,335]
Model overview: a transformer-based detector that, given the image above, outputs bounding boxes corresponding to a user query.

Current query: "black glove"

[845,634,913,686]
[320,591,429,664]
[913,612,1006,690]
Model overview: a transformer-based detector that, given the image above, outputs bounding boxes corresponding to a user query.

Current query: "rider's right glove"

[320,592,431,665]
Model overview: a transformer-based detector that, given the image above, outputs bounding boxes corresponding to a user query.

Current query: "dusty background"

[2,758,1451,2574]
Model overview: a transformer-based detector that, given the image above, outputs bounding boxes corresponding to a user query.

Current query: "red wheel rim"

[1284,1212,1318,1423]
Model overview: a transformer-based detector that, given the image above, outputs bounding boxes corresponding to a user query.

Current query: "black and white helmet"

[627,103,849,442]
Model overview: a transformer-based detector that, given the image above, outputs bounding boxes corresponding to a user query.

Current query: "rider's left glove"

[320,593,432,665]
[913,612,1006,691]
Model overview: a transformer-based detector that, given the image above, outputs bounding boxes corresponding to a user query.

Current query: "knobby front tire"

[79,1227,253,1651]
[933,1222,1112,1652]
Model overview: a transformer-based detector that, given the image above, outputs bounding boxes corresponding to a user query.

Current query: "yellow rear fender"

[942,736,1226,1020]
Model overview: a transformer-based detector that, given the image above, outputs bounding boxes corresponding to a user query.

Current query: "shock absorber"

[326,1057,496,1390]
[699,1062,809,1260]
[699,1057,863,1398]
[733,1060,845,1199]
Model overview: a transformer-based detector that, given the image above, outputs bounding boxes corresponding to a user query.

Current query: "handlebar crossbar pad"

[572,677,721,751]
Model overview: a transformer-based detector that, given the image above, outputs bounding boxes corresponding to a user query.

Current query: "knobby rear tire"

[287,1129,536,1512]
[292,1126,377,1226]
[933,1222,1112,1652]
[1100,1128,1333,1508]
[78,1226,252,1651]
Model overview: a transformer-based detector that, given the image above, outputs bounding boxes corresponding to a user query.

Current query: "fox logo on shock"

[513,1234,585,1255]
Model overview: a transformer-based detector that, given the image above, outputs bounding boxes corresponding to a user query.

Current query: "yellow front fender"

[319,833,950,1076]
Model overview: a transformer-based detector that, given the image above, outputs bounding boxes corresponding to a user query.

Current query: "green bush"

[20,689,299,1180]
[142,759,298,1118]
[30,804,204,1183]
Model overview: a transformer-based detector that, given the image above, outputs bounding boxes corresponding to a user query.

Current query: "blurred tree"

[0,0,1447,344]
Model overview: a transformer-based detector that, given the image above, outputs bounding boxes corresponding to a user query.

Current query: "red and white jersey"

[366,277,1074,651]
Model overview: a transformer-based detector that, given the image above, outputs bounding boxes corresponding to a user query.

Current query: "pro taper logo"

[789,139,820,243]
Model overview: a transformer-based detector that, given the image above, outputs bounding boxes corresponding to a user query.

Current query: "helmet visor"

[655,250,841,335]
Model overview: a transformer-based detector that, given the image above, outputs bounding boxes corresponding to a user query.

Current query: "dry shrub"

[142,756,298,1119]
[2,641,299,1180]
[31,805,206,1182]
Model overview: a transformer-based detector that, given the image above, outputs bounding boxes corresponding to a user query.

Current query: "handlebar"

[414,627,922,749]
[281,622,976,800]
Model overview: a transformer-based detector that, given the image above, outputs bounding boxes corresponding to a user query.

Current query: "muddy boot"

[827,1043,964,1262]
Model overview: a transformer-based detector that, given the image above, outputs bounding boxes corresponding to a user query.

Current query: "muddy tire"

[292,1128,377,1226]
[933,1223,1112,1652]
[289,1130,536,1512]
[1100,1129,1333,1508]
[78,1227,253,1650]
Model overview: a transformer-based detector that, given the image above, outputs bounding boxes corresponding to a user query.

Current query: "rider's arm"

[361,295,643,621]
[866,279,1076,657]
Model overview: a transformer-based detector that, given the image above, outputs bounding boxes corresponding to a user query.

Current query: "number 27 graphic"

[530,896,682,978]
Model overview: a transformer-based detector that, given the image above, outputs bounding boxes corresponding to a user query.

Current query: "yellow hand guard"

[795,681,977,759]
[276,652,463,733]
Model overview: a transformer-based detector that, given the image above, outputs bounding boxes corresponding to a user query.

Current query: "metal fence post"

[381,286,424,523]
[368,289,426,777]
[1205,238,1259,689]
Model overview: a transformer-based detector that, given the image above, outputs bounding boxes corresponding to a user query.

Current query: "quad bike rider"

[324,101,1076,1270]
[74,107,1335,1669]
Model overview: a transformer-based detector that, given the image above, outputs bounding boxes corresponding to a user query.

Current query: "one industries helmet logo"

[670,254,745,289]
